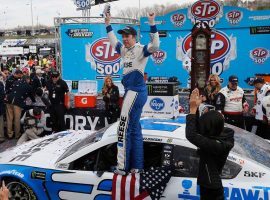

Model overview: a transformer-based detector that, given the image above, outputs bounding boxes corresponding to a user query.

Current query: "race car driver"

[105,11,159,175]
[215,75,249,129]
[252,77,270,139]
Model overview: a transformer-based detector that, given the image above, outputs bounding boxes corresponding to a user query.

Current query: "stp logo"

[150,98,165,111]
[177,29,236,76]
[151,50,167,64]
[188,0,223,27]
[86,37,122,79]
[226,10,243,25]
[170,13,186,27]
[250,48,269,64]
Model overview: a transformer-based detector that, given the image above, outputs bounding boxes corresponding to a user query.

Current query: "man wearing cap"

[5,69,23,95]
[105,12,159,174]
[32,68,45,93]
[6,75,36,139]
[45,71,70,132]
[215,75,249,129]
[252,77,270,139]
[17,107,45,144]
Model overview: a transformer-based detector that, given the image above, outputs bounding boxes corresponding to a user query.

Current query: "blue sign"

[60,23,138,91]
[140,1,270,89]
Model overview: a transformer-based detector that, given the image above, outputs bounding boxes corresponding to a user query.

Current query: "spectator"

[17,107,45,145]
[252,77,270,139]
[5,69,23,95]
[2,68,10,82]
[262,95,270,126]
[215,75,249,129]
[0,181,9,200]
[32,69,45,93]
[102,76,120,124]
[42,66,51,84]
[204,74,221,105]
[0,76,5,143]
[45,71,70,132]
[6,75,35,139]
[186,88,234,200]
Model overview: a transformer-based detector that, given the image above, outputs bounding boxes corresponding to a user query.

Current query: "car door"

[45,143,117,200]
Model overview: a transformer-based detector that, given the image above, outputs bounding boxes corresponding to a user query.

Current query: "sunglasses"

[52,75,59,78]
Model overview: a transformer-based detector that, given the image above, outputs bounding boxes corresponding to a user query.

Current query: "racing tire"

[4,178,37,200]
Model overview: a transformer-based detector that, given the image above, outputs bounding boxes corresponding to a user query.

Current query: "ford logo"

[150,98,165,111]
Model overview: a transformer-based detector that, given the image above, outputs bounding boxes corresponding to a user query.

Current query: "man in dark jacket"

[5,69,23,95]
[6,75,35,139]
[186,88,234,200]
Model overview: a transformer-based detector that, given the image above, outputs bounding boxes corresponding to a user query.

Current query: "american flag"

[112,166,173,200]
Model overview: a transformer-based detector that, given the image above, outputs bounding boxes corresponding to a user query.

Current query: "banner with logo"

[60,23,138,91]
[140,1,270,89]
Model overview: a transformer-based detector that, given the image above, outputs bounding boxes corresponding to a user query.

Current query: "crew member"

[17,107,45,144]
[105,11,159,174]
[252,77,270,139]
[215,75,249,129]
[46,71,70,132]
[102,76,120,124]
[6,75,35,139]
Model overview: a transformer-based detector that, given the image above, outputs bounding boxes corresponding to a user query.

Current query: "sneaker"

[114,168,128,176]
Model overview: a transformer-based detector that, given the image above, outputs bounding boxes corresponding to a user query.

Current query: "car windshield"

[227,124,270,168]
[57,127,108,161]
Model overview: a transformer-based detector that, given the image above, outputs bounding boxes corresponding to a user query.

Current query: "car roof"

[103,115,188,143]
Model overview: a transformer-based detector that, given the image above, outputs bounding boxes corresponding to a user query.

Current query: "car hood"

[0,130,94,169]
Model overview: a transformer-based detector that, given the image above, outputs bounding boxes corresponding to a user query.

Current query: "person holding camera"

[17,107,45,145]
[102,76,120,124]
[186,88,234,200]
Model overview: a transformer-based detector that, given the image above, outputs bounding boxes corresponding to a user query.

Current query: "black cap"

[14,69,23,75]
[51,71,60,77]
[117,26,137,35]
[229,75,238,83]
[253,77,264,84]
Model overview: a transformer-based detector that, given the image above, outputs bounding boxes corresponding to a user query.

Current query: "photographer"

[186,89,234,200]
[102,76,120,124]
[17,107,45,145]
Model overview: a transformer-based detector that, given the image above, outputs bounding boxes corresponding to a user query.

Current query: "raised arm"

[105,13,122,54]
[143,13,160,57]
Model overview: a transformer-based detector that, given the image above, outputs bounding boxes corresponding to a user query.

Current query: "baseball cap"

[229,75,238,83]
[253,77,264,85]
[117,26,137,35]
[36,69,44,74]
[51,71,60,77]
[14,69,23,75]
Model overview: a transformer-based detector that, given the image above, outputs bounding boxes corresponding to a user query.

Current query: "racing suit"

[255,84,270,139]
[215,86,248,129]
[106,24,159,172]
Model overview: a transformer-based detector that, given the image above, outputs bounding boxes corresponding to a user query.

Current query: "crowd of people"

[0,55,70,144]
[200,74,270,139]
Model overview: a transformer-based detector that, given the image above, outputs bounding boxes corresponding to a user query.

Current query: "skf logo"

[176,30,236,76]
[86,38,122,79]
[170,13,186,27]
[151,50,167,64]
[150,98,165,111]
[188,0,223,27]
[124,62,132,68]
[81,97,88,105]
[226,10,243,25]
[250,48,269,64]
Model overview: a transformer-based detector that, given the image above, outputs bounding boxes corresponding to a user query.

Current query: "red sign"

[191,0,220,19]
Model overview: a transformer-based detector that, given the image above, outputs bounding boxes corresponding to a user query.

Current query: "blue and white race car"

[0,116,270,200]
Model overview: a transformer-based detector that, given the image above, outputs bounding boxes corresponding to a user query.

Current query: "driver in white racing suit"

[105,12,160,175]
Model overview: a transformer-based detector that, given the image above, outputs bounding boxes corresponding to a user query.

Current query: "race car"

[0,115,270,200]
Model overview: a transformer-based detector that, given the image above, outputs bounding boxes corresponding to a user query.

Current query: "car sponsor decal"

[244,171,266,178]
[31,171,46,180]
[0,170,24,178]
[178,179,270,199]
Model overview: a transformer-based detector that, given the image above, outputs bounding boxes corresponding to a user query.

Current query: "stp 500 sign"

[188,0,223,27]
[86,38,122,79]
